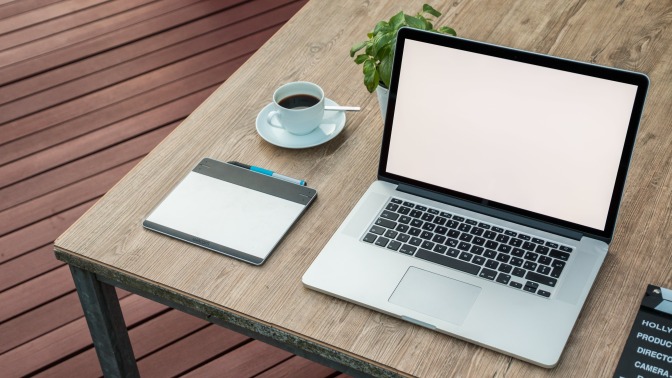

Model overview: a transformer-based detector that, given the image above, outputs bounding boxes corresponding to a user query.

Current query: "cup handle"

[267,110,283,128]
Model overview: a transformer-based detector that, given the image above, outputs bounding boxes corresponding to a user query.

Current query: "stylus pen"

[228,161,306,186]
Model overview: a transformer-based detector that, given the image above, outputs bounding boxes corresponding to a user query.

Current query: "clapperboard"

[614,285,672,378]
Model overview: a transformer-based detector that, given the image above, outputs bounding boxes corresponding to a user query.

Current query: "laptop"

[303,27,649,367]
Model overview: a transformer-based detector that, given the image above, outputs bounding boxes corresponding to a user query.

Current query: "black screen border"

[378,27,649,241]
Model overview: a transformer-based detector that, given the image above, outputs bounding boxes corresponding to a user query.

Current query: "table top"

[54,0,672,376]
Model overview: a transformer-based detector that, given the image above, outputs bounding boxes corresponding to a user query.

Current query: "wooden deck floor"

[0,1,349,376]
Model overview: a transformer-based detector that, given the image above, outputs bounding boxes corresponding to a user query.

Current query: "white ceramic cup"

[267,82,325,135]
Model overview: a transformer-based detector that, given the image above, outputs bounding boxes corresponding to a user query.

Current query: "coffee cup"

[267,82,325,135]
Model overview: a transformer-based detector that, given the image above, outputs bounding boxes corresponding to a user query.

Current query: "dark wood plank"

[0,0,62,20]
[0,0,155,49]
[0,294,167,377]
[182,340,294,378]
[0,290,132,355]
[0,125,175,212]
[34,309,210,377]
[0,243,61,291]
[0,199,96,264]
[255,355,339,378]
[0,265,73,323]
[137,325,250,377]
[0,158,141,237]
[0,0,106,35]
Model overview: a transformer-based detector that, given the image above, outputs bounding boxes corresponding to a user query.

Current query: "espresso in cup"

[267,82,325,135]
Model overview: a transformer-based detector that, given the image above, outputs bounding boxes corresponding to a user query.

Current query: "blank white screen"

[386,40,638,230]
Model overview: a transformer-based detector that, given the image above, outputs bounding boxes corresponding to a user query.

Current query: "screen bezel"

[378,27,649,241]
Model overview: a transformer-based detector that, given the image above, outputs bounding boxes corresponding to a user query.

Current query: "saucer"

[256,98,346,149]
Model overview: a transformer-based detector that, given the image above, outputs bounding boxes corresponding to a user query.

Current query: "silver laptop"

[303,28,649,367]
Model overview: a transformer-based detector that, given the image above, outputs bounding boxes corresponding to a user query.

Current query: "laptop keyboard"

[361,197,574,298]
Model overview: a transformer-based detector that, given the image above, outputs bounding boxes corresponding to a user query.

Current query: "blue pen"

[228,161,306,186]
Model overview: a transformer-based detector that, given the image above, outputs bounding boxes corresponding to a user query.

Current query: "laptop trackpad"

[389,267,481,326]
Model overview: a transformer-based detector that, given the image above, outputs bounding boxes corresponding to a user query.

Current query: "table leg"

[70,266,140,378]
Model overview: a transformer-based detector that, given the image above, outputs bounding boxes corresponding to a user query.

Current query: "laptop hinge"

[397,183,585,241]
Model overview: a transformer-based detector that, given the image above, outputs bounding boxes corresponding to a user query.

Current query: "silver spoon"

[324,105,360,111]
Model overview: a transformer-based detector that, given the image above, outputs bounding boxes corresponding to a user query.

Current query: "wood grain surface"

[54,0,672,376]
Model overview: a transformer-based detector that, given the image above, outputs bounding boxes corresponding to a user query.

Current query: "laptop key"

[485,240,498,249]
[397,206,411,215]
[538,290,551,298]
[410,210,423,218]
[510,257,524,267]
[536,245,550,255]
[375,237,389,247]
[409,227,421,236]
[390,198,403,204]
[459,251,473,261]
[512,267,525,277]
[466,219,478,225]
[458,242,471,251]
[398,215,412,224]
[538,255,552,265]
[509,238,523,247]
[409,237,422,246]
[386,203,399,211]
[496,273,511,285]
[432,234,446,243]
[387,240,401,251]
[473,256,486,265]
[537,265,551,275]
[396,234,410,243]
[415,249,481,275]
[511,248,525,257]
[478,222,491,229]
[485,260,499,269]
[427,208,439,215]
[505,230,517,237]
[380,210,399,221]
[484,249,497,259]
[472,237,486,246]
[399,244,417,255]
[434,244,447,254]
[479,268,497,280]
[509,281,523,289]
[403,201,415,208]
[470,246,484,255]
[496,234,509,243]
[532,237,545,244]
[415,205,427,211]
[524,251,538,261]
[549,249,570,261]
[459,233,473,242]
[421,240,435,250]
[363,233,377,243]
[445,238,458,247]
[446,248,460,257]
[396,224,409,233]
[458,223,471,232]
[420,231,433,240]
[525,271,557,287]
[518,234,531,241]
[491,226,504,233]
[559,245,573,252]
[545,241,559,248]
[375,218,396,229]
[422,222,436,232]
[523,261,537,271]
[522,241,535,251]
[453,216,465,222]
[370,225,385,235]
[384,230,398,239]
[433,216,447,226]
[440,211,452,218]
[421,213,435,222]
[498,263,512,273]
[411,219,423,227]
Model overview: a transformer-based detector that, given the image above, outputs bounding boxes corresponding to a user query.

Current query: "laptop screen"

[381,29,648,238]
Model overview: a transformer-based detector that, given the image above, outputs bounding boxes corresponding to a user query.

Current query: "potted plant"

[350,4,456,119]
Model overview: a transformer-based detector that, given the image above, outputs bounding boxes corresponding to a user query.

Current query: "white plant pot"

[376,84,389,121]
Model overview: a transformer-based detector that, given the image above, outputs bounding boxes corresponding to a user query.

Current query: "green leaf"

[349,40,368,57]
[422,4,441,18]
[404,14,426,29]
[389,11,405,30]
[354,54,368,64]
[379,54,393,88]
[363,59,379,93]
[373,20,390,35]
[438,26,457,36]
[372,32,395,57]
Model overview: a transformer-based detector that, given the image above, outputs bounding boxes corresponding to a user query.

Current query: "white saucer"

[256,98,346,149]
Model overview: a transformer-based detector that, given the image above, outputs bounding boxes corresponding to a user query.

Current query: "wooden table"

[54,0,672,376]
